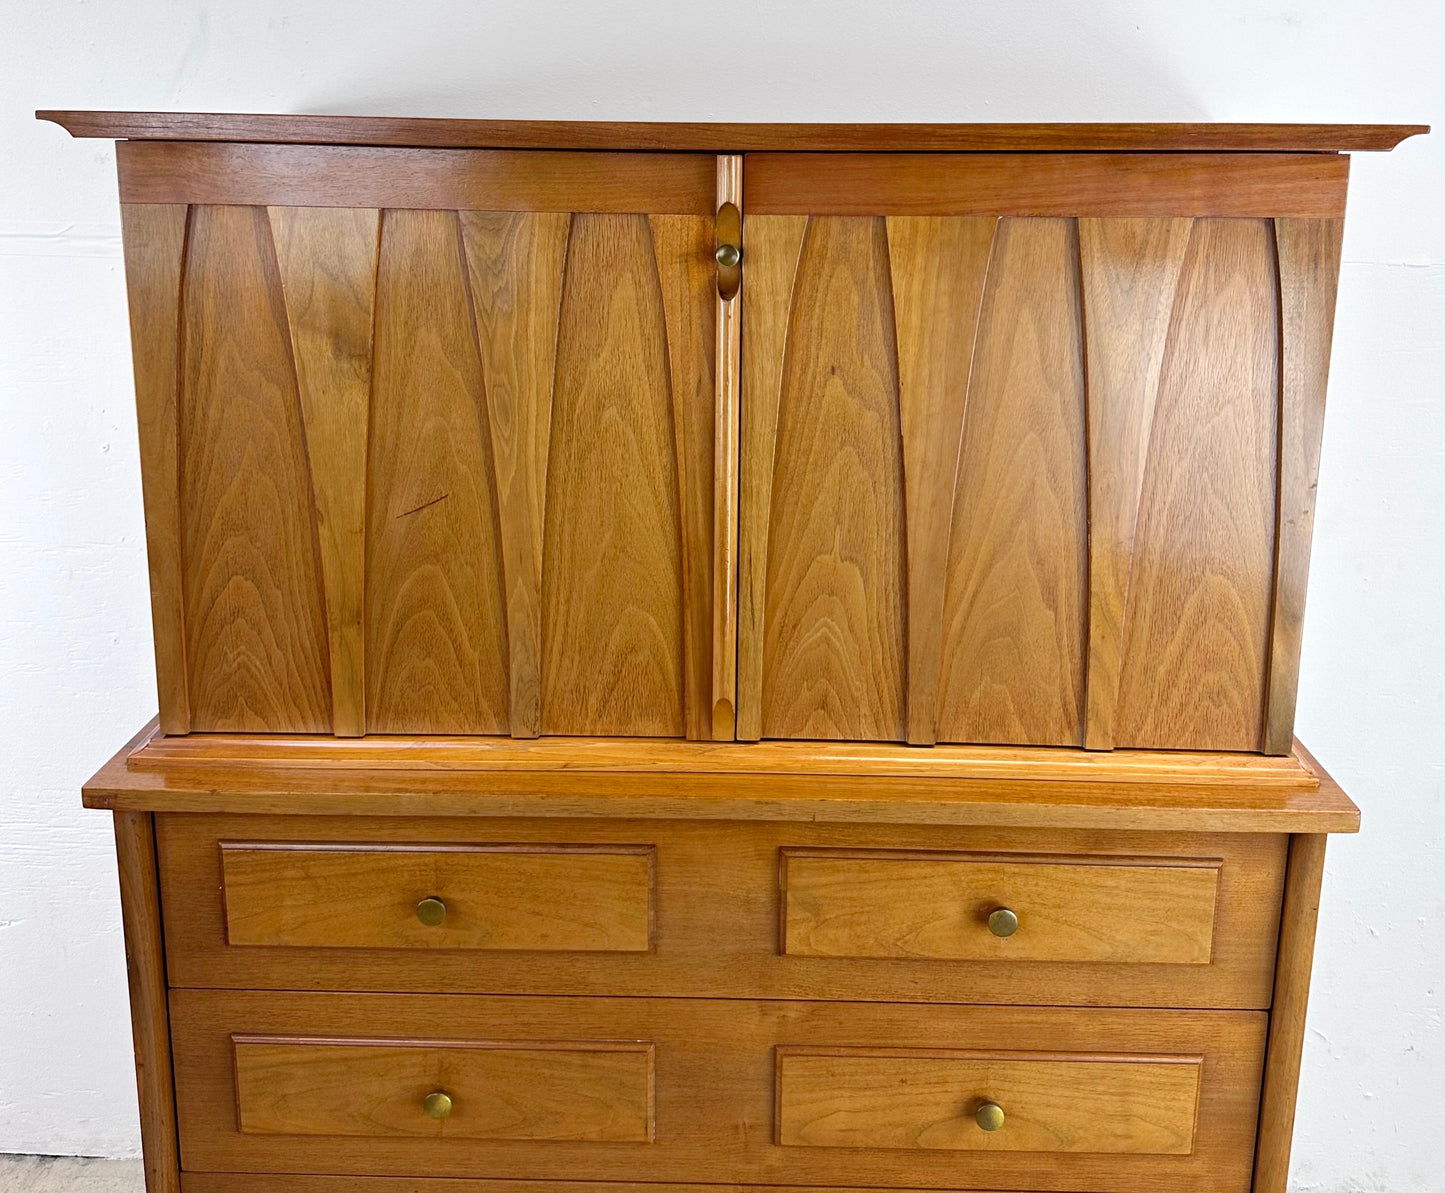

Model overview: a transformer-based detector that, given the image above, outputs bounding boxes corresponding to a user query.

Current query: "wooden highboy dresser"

[42,110,1425,1193]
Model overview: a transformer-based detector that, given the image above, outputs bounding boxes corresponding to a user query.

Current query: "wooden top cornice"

[37,111,1428,153]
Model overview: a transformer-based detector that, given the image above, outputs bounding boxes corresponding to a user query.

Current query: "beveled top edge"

[36,111,1429,153]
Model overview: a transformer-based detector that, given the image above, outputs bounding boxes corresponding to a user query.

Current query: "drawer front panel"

[221,843,653,952]
[777,1047,1200,1153]
[234,1036,652,1141]
[172,991,1264,1193]
[782,849,1219,963]
[162,816,1284,1008]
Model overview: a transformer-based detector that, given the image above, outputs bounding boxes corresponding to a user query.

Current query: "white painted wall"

[0,2,1439,1187]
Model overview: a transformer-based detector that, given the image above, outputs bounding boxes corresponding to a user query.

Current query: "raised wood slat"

[233,1037,653,1141]
[886,216,996,744]
[172,991,1265,1191]
[1264,220,1345,754]
[179,204,332,732]
[711,155,743,741]
[1113,219,1280,750]
[182,1178,1040,1193]
[736,215,807,741]
[220,842,653,952]
[781,848,1220,963]
[746,153,1350,217]
[937,218,1088,745]
[365,209,510,734]
[1079,218,1192,750]
[119,203,191,735]
[541,215,686,736]
[269,207,378,737]
[761,217,907,740]
[40,110,1430,152]
[457,211,570,739]
[776,1047,1202,1153]
[116,142,716,212]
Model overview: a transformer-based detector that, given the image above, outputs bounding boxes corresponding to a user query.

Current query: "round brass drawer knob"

[975,1101,1005,1132]
[423,1091,453,1119]
[715,242,741,268]
[987,907,1019,938]
[416,896,448,927]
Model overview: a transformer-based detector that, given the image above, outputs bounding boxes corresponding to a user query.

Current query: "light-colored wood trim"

[711,155,743,741]
[116,142,716,212]
[1253,831,1328,1193]
[113,811,181,1193]
[746,153,1350,217]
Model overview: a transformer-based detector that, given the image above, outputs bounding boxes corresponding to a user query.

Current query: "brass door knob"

[416,896,447,927]
[715,242,741,269]
[975,1101,1005,1132]
[987,907,1019,937]
[423,1091,453,1119]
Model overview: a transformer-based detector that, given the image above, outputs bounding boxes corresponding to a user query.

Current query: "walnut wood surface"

[38,110,1430,151]
[781,848,1221,964]
[776,1047,1202,1153]
[233,1037,653,1142]
[712,156,743,740]
[170,990,1265,1191]
[158,815,1283,1008]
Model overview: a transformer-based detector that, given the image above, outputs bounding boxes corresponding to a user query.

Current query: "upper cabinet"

[737,153,1348,753]
[116,143,723,737]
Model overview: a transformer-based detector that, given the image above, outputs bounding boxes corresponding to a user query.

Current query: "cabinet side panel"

[1114,218,1280,751]
[269,207,380,737]
[179,204,333,731]
[760,217,907,741]
[120,203,191,734]
[365,209,510,734]
[936,218,1088,746]
[540,214,686,736]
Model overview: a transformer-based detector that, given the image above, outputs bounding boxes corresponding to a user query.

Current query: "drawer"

[172,990,1265,1193]
[160,816,1286,1008]
[782,848,1220,963]
[220,842,654,952]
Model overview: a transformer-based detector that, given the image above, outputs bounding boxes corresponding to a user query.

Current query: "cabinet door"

[738,152,1347,751]
[119,144,732,738]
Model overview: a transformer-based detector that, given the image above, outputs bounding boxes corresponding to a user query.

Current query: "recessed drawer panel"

[782,849,1220,963]
[777,1046,1200,1153]
[234,1036,653,1141]
[220,843,653,952]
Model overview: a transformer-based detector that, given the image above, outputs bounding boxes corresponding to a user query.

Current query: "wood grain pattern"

[269,206,379,737]
[1113,219,1280,750]
[117,142,716,213]
[886,216,996,744]
[158,815,1285,1009]
[1079,218,1192,750]
[1253,832,1328,1193]
[42,110,1429,152]
[937,218,1088,745]
[365,209,510,733]
[781,848,1220,963]
[219,842,653,951]
[776,1047,1202,1153]
[761,217,907,740]
[457,211,570,739]
[1264,220,1345,754]
[171,991,1265,1191]
[736,215,807,741]
[712,155,743,740]
[113,812,181,1193]
[178,204,332,731]
[233,1036,653,1142]
[541,214,685,736]
[182,1178,1042,1193]
[119,203,191,735]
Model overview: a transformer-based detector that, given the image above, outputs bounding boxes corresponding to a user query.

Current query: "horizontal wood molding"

[117,142,717,212]
[41,111,1429,152]
[746,153,1350,216]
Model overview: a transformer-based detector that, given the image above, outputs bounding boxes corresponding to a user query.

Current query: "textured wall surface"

[0,3,1440,1188]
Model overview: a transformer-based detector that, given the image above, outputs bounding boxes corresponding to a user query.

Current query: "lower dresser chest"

[86,728,1357,1193]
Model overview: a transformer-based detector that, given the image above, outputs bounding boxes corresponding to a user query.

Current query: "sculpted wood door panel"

[739,154,1345,752]
[119,146,724,737]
